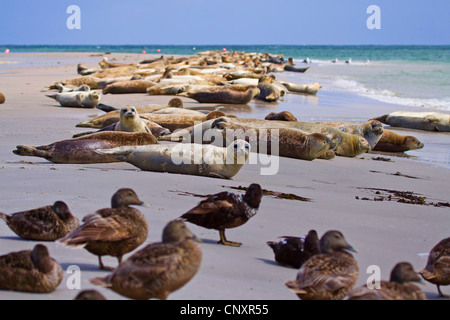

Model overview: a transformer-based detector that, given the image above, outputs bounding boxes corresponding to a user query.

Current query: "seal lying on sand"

[313,120,384,150]
[372,129,424,153]
[256,76,286,102]
[0,92,5,104]
[13,131,158,164]
[102,80,156,94]
[73,107,171,138]
[96,140,251,179]
[214,117,369,158]
[45,76,102,90]
[46,91,101,108]
[53,83,90,93]
[265,111,298,122]
[281,82,322,95]
[76,98,184,128]
[211,117,336,161]
[371,111,450,132]
[180,85,260,104]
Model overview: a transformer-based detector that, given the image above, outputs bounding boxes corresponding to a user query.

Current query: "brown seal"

[256,75,285,102]
[265,111,297,121]
[211,117,336,161]
[76,98,183,129]
[103,80,156,94]
[181,85,260,104]
[13,131,158,164]
[218,118,369,158]
[373,129,424,152]
[46,76,102,90]
[0,92,5,104]
[313,120,384,150]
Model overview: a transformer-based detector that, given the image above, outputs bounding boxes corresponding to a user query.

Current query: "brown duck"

[58,188,149,270]
[0,201,79,241]
[285,230,359,300]
[418,237,450,298]
[267,229,320,268]
[346,262,426,300]
[0,244,63,293]
[180,184,263,247]
[90,219,202,300]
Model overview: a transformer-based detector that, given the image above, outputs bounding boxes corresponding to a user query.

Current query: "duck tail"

[0,212,9,222]
[90,276,111,288]
[285,280,307,294]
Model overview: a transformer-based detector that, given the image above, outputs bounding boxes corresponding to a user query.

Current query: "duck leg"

[98,256,114,271]
[218,229,242,247]
[437,285,449,298]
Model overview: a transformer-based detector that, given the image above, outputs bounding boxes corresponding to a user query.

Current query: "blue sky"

[0,0,449,45]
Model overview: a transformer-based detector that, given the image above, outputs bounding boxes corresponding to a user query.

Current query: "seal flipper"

[13,145,51,160]
[370,114,388,124]
[96,103,118,113]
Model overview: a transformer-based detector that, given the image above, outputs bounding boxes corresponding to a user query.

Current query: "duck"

[346,262,426,300]
[418,237,449,298]
[285,230,359,300]
[0,244,63,293]
[0,201,80,241]
[267,229,320,268]
[74,289,107,300]
[179,183,263,247]
[58,188,149,270]
[90,219,202,300]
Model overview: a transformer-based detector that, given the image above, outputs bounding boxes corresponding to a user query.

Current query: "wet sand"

[0,52,448,300]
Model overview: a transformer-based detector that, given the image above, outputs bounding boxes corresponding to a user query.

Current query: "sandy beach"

[0,52,448,300]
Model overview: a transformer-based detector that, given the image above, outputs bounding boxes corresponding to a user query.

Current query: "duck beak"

[139,202,150,208]
[346,245,358,253]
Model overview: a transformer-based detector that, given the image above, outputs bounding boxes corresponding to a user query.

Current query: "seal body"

[373,129,424,152]
[281,82,322,95]
[96,140,250,179]
[103,80,156,94]
[372,111,450,132]
[183,85,260,104]
[13,131,158,164]
[0,92,5,104]
[46,91,101,108]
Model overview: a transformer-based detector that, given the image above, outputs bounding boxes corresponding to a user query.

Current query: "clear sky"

[0,0,449,45]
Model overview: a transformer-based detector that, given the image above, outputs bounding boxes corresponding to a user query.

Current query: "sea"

[2,44,450,112]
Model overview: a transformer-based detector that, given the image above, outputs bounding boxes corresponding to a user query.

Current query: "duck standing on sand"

[418,237,450,298]
[0,201,79,241]
[267,230,320,269]
[346,262,426,300]
[285,230,359,300]
[180,184,263,247]
[58,188,149,270]
[0,244,63,293]
[90,219,202,300]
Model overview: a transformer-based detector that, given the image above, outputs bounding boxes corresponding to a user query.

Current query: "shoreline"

[0,52,448,300]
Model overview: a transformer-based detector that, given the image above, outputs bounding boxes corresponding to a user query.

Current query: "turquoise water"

[1,45,449,110]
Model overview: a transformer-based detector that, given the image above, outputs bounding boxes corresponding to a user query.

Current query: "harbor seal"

[211,117,336,161]
[115,106,153,133]
[0,92,5,104]
[53,83,90,93]
[46,91,101,108]
[146,83,190,95]
[102,80,156,94]
[281,82,322,95]
[180,85,260,104]
[284,65,310,73]
[216,118,369,158]
[371,111,450,132]
[372,129,424,153]
[13,131,158,164]
[265,111,297,122]
[45,76,102,90]
[256,76,286,102]
[76,98,184,128]
[313,120,384,150]
[95,140,251,179]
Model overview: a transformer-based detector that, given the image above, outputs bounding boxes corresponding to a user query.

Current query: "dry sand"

[0,53,448,300]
